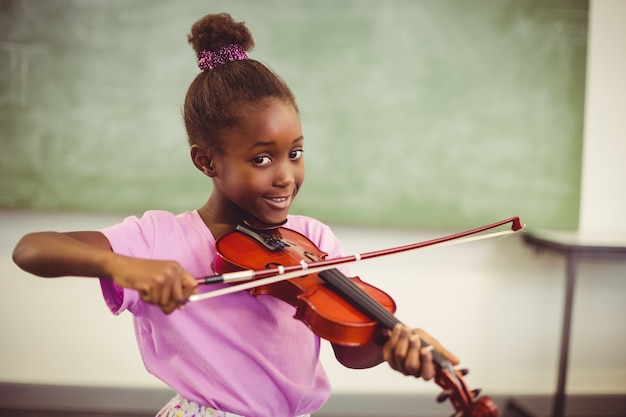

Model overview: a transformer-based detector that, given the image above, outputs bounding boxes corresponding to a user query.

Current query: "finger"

[383,324,402,367]
[414,328,460,365]
[183,273,199,296]
[158,279,173,307]
[171,277,185,304]
[419,345,435,380]
[177,273,198,309]
[161,302,178,315]
[171,286,187,311]
[403,332,423,376]
[394,326,413,374]
[389,325,413,374]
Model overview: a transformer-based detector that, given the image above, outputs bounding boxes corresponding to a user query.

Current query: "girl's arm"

[12,231,198,314]
[332,324,459,380]
[14,231,115,278]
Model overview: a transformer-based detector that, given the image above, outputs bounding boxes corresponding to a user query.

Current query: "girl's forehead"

[233,100,300,135]
[217,100,302,151]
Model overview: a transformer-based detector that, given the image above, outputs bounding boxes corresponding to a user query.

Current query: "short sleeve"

[98,212,159,315]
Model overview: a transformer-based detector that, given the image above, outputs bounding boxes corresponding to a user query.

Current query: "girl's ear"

[190,144,216,177]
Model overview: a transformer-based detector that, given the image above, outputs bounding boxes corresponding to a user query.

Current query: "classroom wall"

[1,0,625,401]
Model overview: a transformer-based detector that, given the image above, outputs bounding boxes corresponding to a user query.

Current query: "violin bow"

[188,216,525,303]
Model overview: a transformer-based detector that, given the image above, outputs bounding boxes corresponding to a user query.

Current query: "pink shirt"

[100,210,346,417]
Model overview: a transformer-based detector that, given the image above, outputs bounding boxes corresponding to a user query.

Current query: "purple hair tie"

[197,44,248,71]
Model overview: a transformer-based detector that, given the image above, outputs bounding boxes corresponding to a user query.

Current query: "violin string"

[318,268,400,329]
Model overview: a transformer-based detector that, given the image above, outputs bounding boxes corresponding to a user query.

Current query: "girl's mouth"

[264,195,291,210]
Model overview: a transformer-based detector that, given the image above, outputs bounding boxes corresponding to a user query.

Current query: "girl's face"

[210,99,305,226]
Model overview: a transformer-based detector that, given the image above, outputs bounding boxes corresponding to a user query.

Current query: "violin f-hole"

[265,262,284,270]
[303,251,317,262]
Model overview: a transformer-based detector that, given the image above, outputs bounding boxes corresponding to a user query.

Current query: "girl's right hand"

[106,255,199,314]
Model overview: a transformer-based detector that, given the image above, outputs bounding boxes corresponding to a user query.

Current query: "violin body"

[214,225,397,346]
[213,222,499,417]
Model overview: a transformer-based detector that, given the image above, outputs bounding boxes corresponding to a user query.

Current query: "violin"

[211,221,500,417]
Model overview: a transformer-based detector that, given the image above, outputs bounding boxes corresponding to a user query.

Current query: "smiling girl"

[12,13,457,417]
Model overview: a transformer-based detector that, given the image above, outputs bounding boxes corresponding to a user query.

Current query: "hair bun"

[187,13,254,56]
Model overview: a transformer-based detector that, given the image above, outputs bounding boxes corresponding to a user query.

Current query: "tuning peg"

[436,390,450,403]
[471,388,482,398]
[459,368,469,376]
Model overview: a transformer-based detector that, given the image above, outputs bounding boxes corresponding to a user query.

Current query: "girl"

[12,13,458,417]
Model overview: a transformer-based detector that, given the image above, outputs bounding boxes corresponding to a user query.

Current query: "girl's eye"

[290,149,304,160]
[253,156,272,166]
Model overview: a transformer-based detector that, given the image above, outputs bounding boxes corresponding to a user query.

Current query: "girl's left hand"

[383,324,460,380]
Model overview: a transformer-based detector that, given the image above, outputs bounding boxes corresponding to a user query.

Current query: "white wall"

[1,0,625,398]
[579,0,626,233]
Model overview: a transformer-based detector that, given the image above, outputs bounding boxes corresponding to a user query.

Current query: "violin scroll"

[434,364,498,417]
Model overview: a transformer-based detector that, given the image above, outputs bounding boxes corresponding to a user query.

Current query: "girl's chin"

[261,216,289,228]
[244,212,289,229]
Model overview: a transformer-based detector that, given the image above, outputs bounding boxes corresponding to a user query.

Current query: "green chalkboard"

[0,0,588,229]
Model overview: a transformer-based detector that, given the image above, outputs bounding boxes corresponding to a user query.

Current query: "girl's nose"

[272,161,296,187]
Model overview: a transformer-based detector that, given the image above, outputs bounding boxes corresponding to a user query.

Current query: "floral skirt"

[156,394,310,417]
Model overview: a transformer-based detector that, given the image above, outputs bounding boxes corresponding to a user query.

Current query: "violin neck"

[317,269,401,331]
[318,268,454,369]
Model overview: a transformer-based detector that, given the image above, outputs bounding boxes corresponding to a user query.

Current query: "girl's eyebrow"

[248,136,304,151]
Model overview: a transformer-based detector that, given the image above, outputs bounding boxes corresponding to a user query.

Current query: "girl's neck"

[197,197,245,240]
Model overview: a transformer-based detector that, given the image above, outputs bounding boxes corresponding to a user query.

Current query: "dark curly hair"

[184,13,297,151]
